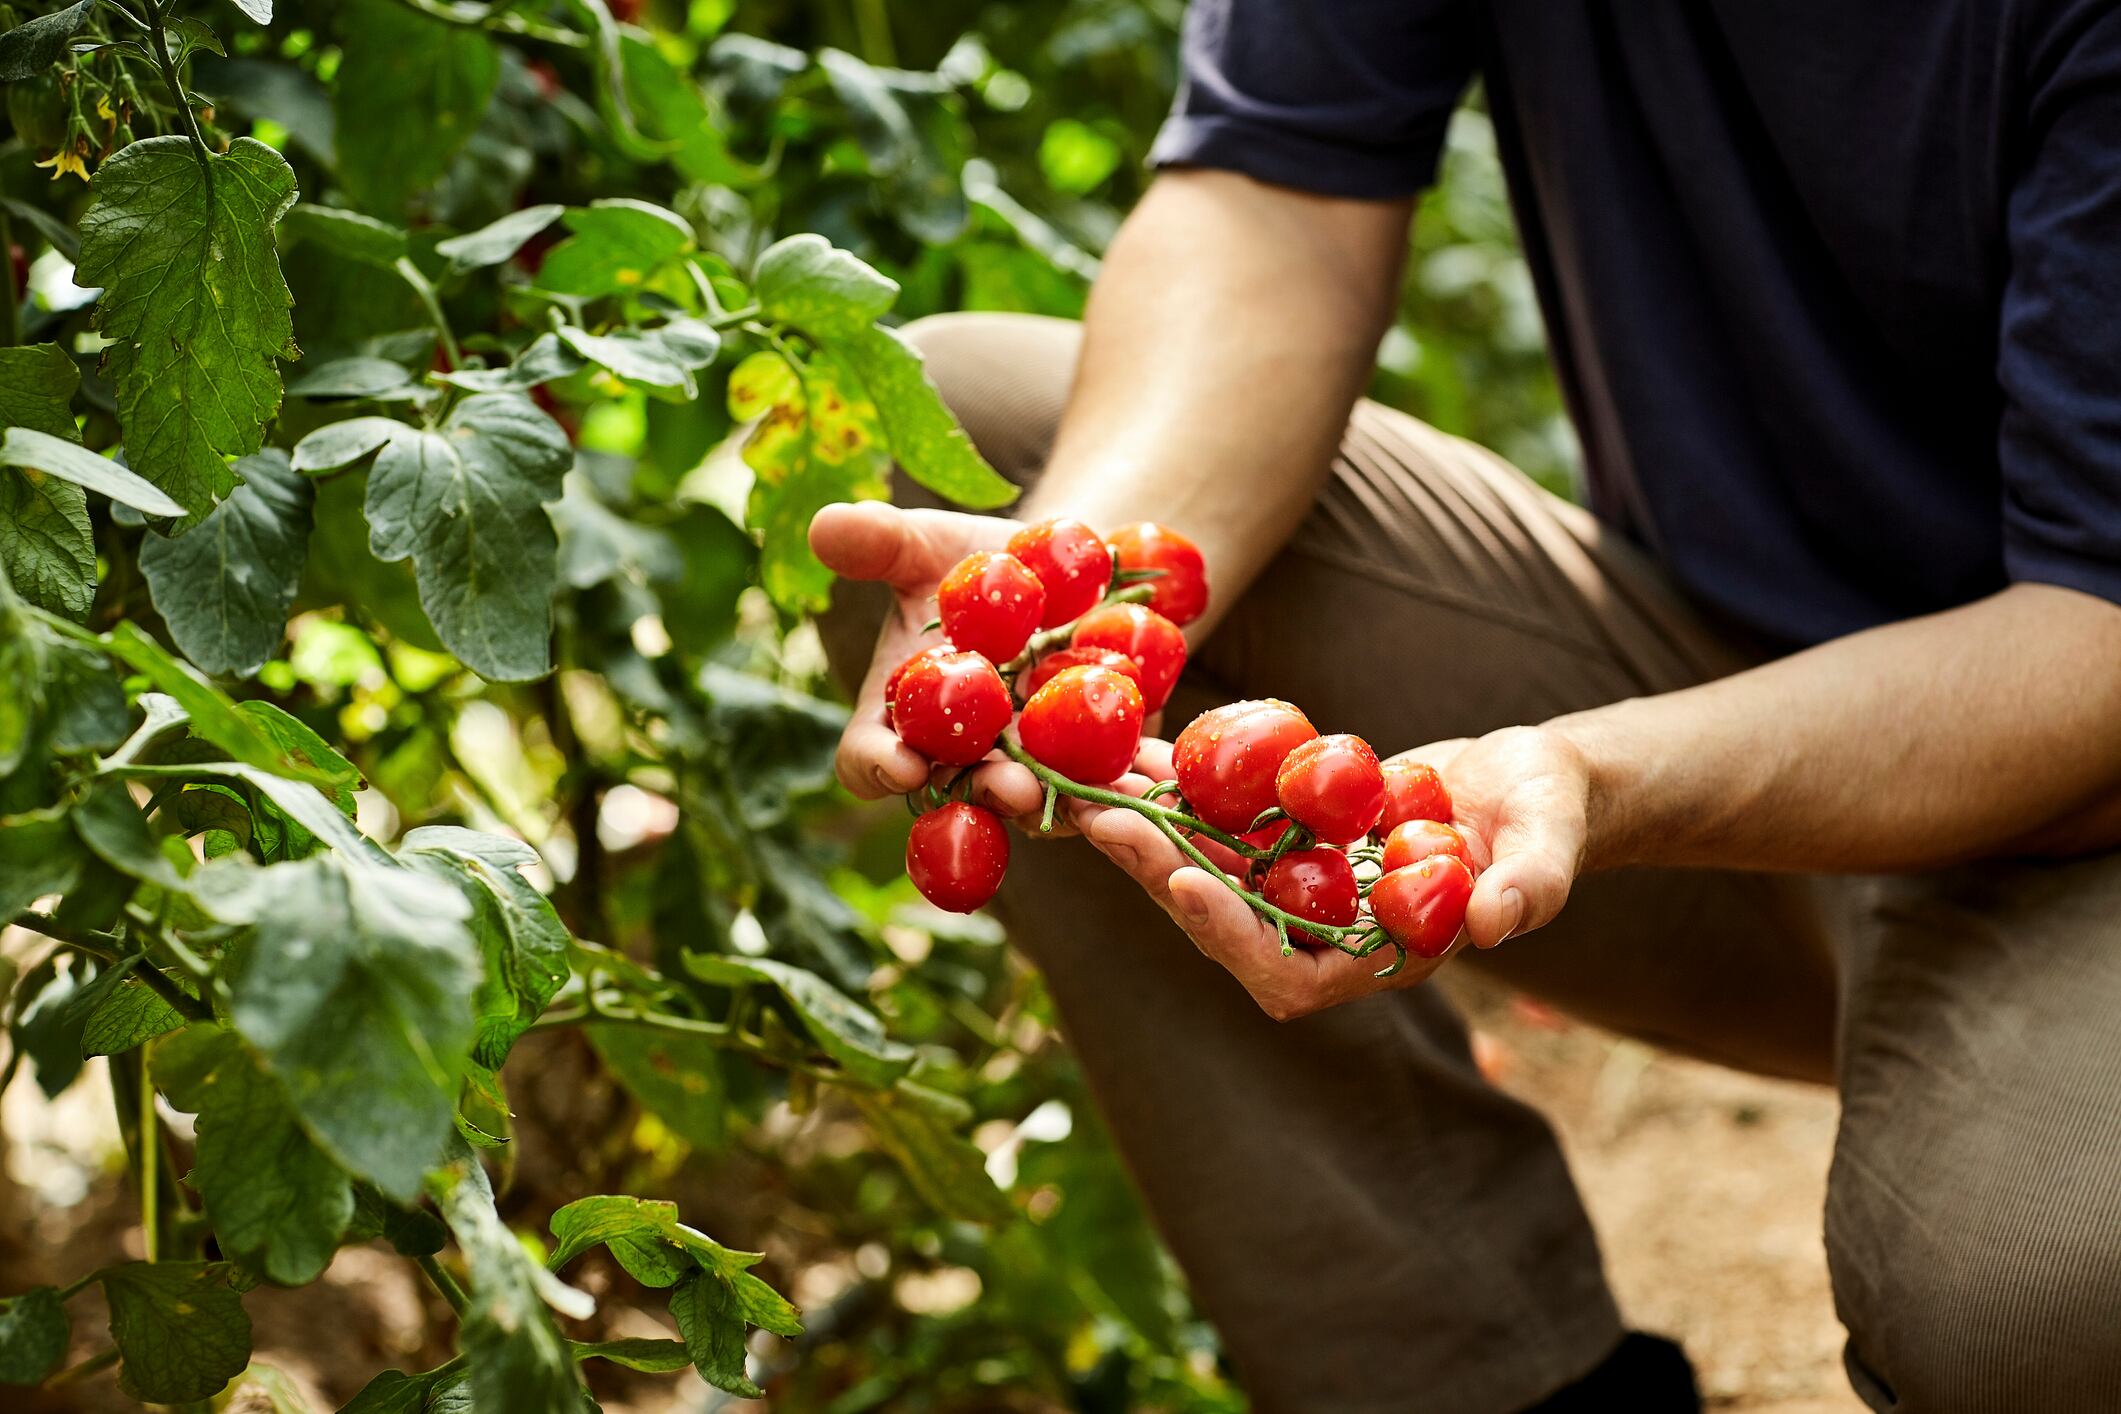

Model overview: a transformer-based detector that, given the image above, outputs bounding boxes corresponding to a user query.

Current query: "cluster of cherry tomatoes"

[891,519,1473,969]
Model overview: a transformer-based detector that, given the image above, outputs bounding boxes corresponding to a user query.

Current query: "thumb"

[810,502,1001,592]
[1463,774,1585,949]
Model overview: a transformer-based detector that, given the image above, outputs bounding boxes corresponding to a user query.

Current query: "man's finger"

[1464,777,1584,948]
[966,759,1049,823]
[836,709,931,800]
[810,502,1004,593]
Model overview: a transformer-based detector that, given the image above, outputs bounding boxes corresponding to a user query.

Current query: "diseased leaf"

[77,137,298,518]
[584,1024,724,1150]
[754,233,897,335]
[0,427,185,518]
[98,1260,252,1404]
[535,199,693,300]
[333,0,500,214]
[846,1080,1015,1223]
[741,349,891,614]
[141,450,314,677]
[363,393,571,681]
[401,826,568,1069]
[282,203,409,268]
[226,855,478,1200]
[682,952,912,1087]
[0,1286,68,1385]
[431,1159,588,1414]
[0,0,96,82]
[435,204,563,271]
[155,1025,354,1285]
[831,325,1016,509]
[0,344,92,619]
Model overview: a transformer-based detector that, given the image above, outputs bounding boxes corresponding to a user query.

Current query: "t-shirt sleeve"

[1995,3,2121,606]
[1148,0,1478,199]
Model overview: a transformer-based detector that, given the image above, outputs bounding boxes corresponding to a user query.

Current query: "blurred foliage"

[0,0,1560,1409]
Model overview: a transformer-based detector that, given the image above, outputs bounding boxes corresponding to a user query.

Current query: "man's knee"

[1826,1149,2121,1410]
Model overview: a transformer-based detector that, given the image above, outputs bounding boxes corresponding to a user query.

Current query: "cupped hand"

[809,502,1053,823]
[1072,726,1593,1020]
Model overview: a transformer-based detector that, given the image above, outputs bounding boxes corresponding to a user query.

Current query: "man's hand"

[810,502,1051,821]
[1072,727,1593,1020]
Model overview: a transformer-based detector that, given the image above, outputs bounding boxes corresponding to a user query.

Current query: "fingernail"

[1498,887,1526,943]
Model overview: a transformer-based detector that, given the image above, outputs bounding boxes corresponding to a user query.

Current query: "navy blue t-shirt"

[1150,1,2121,648]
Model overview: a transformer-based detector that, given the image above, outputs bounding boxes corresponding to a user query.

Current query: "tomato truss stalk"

[997,736,1408,976]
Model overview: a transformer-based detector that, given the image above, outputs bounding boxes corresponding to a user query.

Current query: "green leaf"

[434,204,563,271]
[816,50,968,243]
[400,827,568,1069]
[0,0,96,82]
[553,474,684,591]
[618,31,746,186]
[82,975,188,1055]
[434,333,586,395]
[584,1023,724,1150]
[363,393,571,681]
[741,348,892,614]
[155,1024,355,1285]
[282,203,409,268]
[846,1080,1015,1223]
[226,855,479,1200]
[286,357,425,401]
[0,582,128,809]
[339,1366,449,1414]
[0,344,92,619]
[196,57,337,167]
[140,450,314,677]
[0,1286,68,1385]
[98,1260,252,1404]
[231,1,273,24]
[535,199,693,300]
[753,233,897,335]
[333,0,500,214]
[98,625,341,787]
[0,427,186,518]
[557,319,720,400]
[831,325,1017,509]
[660,504,753,655]
[682,952,912,1087]
[0,804,84,923]
[669,1259,802,1399]
[290,417,403,474]
[570,1338,691,1373]
[343,1181,447,1256]
[77,137,298,518]
[431,1159,588,1414]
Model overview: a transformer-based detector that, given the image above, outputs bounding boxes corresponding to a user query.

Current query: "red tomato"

[1007,518,1113,628]
[1370,855,1475,959]
[1172,699,1318,834]
[1018,664,1145,784]
[1380,818,1472,873]
[884,644,953,726]
[1069,602,1186,713]
[889,649,1012,766]
[1262,848,1360,931]
[1106,522,1209,627]
[1016,645,1139,701]
[1274,733,1386,845]
[906,802,1009,913]
[938,550,1046,664]
[1380,758,1453,831]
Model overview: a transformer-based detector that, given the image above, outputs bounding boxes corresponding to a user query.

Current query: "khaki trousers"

[825,313,2121,1413]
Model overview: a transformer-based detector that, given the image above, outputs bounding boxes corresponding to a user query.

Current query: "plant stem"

[416,1254,469,1315]
[142,0,212,179]
[0,203,19,349]
[9,915,215,1023]
[395,258,463,374]
[44,1348,119,1388]
[995,735,1263,858]
[138,1050,158,1262]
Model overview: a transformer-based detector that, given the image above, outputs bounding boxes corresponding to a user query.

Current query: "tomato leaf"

[0,0,97,82]
[0,805,83,924]
[76,137,297,518]
[845,1080,1015,1223]
[231,0,273,23]
[97,1260,253,1404]
[140,450,314,677]
[570,1338,692,1373]
[0,427,185,519]
[400,827,568,1069]
[535,199,694,300]
[97,625,342,787]
[0,1285,68,1385]
[556,319,720,400]
[155,1024,355,1286]
[225,856,479,1200]
[754,233,898,335]
[332,0,499,214]
[830,325,1019,510]
[436,332,587,394]
[0,345,93,620]
[281,203,409,268]
[81,975,188,1056]
[362,393,571,682]
[682,952,913,1087]
[434,204,563,272]
[431,1157,590,1414]
[584,1023,725,1150]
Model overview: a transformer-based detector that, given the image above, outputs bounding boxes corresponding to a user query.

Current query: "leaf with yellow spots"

[740,349,890,613]
[97,1260,252,1403]
[535,199,695,301]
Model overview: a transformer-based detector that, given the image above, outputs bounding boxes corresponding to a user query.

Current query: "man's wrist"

[1543,705,1650,874]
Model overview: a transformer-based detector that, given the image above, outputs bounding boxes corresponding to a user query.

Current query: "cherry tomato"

[1106,522,1209,627]
[1261,848,1360,931]
[885,644,954,727]
[889,649,1012,766]
[1070,602,1186,713]
[1018,664,1145,784]
[938,550,1046,664]
[1172,699,1318,834]
[1017,645,1140,701]
[906,802,1009,913]
[1007,518,1113,628]
[1274,733,1386,845]
[1380,819,1472,873]
[1380,758,1453,831]
[1370,855,1475,959]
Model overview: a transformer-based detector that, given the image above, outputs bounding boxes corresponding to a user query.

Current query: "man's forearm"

[1027,170,1413,635]
[1552,583,2121,873]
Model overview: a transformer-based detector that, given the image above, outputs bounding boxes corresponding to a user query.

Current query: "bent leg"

[822,312,1836,1410]
[1826,853,2121,1411]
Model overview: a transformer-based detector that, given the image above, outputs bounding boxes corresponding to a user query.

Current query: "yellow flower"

[95,93,115,121]
[35,146,88,183]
